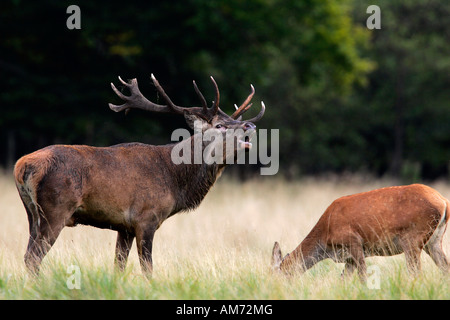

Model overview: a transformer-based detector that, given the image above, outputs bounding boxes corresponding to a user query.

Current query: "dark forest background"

[1,0,449,181]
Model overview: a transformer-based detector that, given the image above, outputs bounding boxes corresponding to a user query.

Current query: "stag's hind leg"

[23,203,44,274]
[23,197,73,275]
[18,193,50,275]
[24,210,66,275]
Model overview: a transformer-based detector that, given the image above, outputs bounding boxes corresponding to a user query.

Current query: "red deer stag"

[272,184,449,280]
[14,74,265,275]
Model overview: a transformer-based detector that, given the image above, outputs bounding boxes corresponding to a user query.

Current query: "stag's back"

[14,144,179,228]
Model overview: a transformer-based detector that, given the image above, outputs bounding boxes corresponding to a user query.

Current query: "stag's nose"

[243,122,256,131]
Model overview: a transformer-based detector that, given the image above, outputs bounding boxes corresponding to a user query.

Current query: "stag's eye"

[215,124,225,129]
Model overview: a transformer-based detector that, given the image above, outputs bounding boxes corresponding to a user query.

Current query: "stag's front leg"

[135,222,157,277]
[114,230,135,272]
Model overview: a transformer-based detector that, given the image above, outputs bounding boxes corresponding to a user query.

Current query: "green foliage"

[350,0,450,178]
[0,0,448,179]
[0,256,449,299]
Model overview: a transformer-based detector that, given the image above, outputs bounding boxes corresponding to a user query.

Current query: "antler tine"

[245,101,265,123]
[193,80,208,113]
[109,77,176,114]
[110,81,128,102]
[239,103,253,116]
[150,74,185,114]
[210,76,220,115]
[231,84,255,119]
[109,78,140,113]
[110,75,246,120]
[118,76,131,87]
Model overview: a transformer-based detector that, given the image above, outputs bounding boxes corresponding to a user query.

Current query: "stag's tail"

[14,148,56,193]
[14,148,57,234]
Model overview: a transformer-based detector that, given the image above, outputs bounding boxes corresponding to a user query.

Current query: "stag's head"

[109,74,265,164]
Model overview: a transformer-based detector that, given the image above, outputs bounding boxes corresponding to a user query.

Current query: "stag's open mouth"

[238,130,255,150]
[239,136,252,149]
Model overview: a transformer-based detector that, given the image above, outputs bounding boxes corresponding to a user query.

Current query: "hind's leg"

[424,238,449,273]
[397,233,426,276]
[402,244,422,275]
[424,244,449,273]
[341,258,357,278]
[424,210,449,273]
[349,246,367,281]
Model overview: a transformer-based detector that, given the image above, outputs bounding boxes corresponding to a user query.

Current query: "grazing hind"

[272,184,449,280]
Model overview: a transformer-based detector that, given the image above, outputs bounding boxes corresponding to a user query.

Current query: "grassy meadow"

[0,172,449,300]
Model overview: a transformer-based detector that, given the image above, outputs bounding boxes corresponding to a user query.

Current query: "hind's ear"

[271,241,282,268]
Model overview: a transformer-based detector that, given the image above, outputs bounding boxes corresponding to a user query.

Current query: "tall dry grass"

[0,172,449,299]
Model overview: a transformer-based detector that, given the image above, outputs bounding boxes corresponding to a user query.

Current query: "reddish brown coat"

[272,184,449,279]
[15,75,265,275]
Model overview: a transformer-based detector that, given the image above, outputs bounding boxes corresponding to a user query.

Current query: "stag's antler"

[246,101,265,123]
[109,76,176,114]
[109,75,265,122]
[109,74,220,120]
[231,84,255,119]
[230,84,265,123]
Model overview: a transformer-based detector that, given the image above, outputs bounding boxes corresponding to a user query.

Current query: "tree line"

[1,0,449,180]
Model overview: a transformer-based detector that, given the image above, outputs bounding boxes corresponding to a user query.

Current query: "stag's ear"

[184,110,209,131]
[271,241,283,270]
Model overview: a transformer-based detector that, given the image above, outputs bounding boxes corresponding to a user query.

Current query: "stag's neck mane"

[165,135,225,213]
[173,162,223,212]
